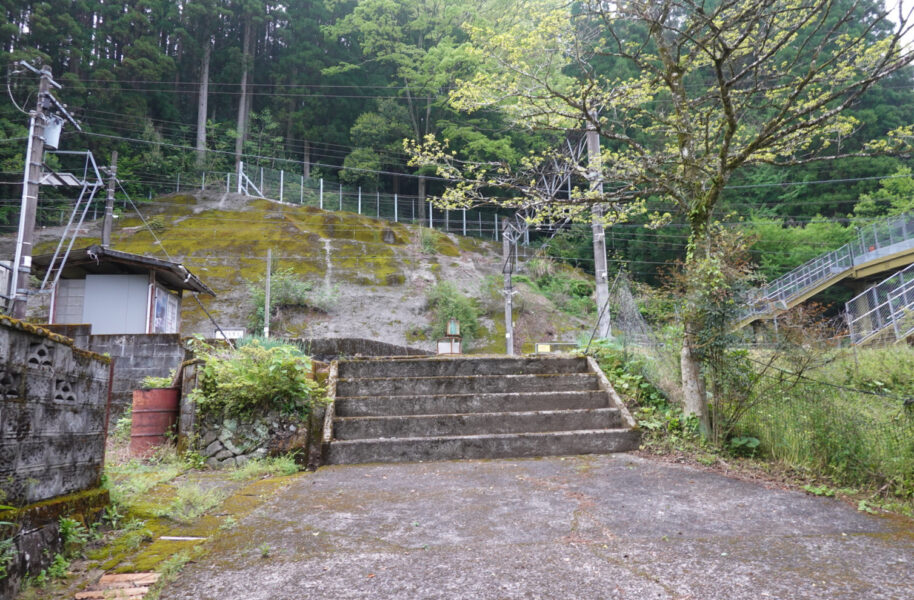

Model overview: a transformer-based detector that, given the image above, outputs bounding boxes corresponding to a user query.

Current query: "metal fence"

[743,211,914,322]
[846,262,914,345]
[234,162,526,243]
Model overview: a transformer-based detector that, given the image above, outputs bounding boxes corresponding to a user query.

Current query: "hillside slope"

[9,192,594,353]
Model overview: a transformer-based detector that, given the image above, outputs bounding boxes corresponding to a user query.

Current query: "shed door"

[83,274,149,334]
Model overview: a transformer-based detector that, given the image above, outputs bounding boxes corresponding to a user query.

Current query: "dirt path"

[161,454,914,599]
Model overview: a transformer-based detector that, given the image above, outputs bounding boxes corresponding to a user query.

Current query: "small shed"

[33,245,215,335]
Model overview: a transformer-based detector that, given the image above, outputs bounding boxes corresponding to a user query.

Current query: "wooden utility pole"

[586,114,612,340]
[101,151,118,248]
[263,248,272,338]
[10,65,54,319]
[502,218,515,356]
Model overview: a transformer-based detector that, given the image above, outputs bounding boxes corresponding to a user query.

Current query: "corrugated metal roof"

[32,245,216,296]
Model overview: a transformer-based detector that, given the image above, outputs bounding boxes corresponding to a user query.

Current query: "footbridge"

[740,212,914,344]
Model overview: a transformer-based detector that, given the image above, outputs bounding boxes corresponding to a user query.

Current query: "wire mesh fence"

[24,164,527,244]
[737,379,914,489]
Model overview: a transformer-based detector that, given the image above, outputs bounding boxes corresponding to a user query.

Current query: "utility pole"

[101,151,118,248]
[586,113,612,340]
[502,218,515,356]
[10,65,55,319]
[263,248,272,338]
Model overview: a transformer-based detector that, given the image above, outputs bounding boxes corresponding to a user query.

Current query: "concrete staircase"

[324,355,639,464]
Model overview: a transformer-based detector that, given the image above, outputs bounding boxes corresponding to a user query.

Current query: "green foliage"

[259,543,271,558]
[425,282,480,345]
[190,338,323,419]
[113,407,133,445]
[58,517,89,558]
[103,451,191,514]
[854,166,914,218]
[522,257,594,317]
[229,456,301,481]
[802,484,836,497]
[141,375,174,389]
[248,268,337,331]
[0,510,15,582]
[729,436,761,457]
[45,553,69,580]
[156,483,226,524]
[743,217,854,281]
[419,228,438,254]
[736,346,914,499]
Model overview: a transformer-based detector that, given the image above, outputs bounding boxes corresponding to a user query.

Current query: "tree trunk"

[196,40,211,168]
[234,16,253,172]
[680,327,710,437]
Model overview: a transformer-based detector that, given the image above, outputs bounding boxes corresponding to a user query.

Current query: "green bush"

[248,268,337,330]
[521,257,594,317]
[425,282,480,345]
[190,338,323,419]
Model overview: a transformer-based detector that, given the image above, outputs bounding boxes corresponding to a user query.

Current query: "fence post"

[445,209,449,233]
[300,175,304,204]
[226,172,230,193]
[394,194,398,222]
[463,209,467,236]
[339,183,343,211]
[320,178,324,209]
[279,170,284,203]
[201,171,206,191]
[429,202,433,229]
[237,161,243,194]
[260,167,264,193]
[358,187,362,214]
[377,191,380,218]
[494,213,499,241]
[478,212,482,237]
[176,173,180,193]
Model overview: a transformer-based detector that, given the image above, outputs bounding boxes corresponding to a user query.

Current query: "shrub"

[190,338,323,419]
[425,282,480,345]
[248,268,336,330]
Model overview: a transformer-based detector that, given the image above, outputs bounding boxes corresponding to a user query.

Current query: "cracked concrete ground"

[163,454,914,599]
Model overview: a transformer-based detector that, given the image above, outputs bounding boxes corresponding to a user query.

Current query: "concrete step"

[337,356,588,379]
[334,408,623,440]
[335,390,609,417]
[325,429,641,464]
[336,373,599,398]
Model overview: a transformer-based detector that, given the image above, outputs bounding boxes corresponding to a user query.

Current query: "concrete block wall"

[293,338,429,361]
[0,317,111,504]
[87,333,186,417]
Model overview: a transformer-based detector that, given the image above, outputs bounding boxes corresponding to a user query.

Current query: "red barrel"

[130,388,180,457]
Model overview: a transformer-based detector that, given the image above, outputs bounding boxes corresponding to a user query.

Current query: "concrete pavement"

[163,454,914,599]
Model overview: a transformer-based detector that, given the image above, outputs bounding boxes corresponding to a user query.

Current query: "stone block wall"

[197,412,308,469]
[0,317,111,599]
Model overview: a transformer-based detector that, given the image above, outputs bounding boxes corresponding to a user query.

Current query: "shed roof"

[32,245,215,296]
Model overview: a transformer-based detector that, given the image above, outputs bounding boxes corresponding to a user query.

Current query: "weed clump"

[189,337,324,419]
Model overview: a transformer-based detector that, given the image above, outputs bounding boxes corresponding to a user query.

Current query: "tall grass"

[736,346,914,496]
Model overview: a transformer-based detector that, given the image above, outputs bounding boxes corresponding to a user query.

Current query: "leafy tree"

[854,166,914,218]
[409,0,914,434]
